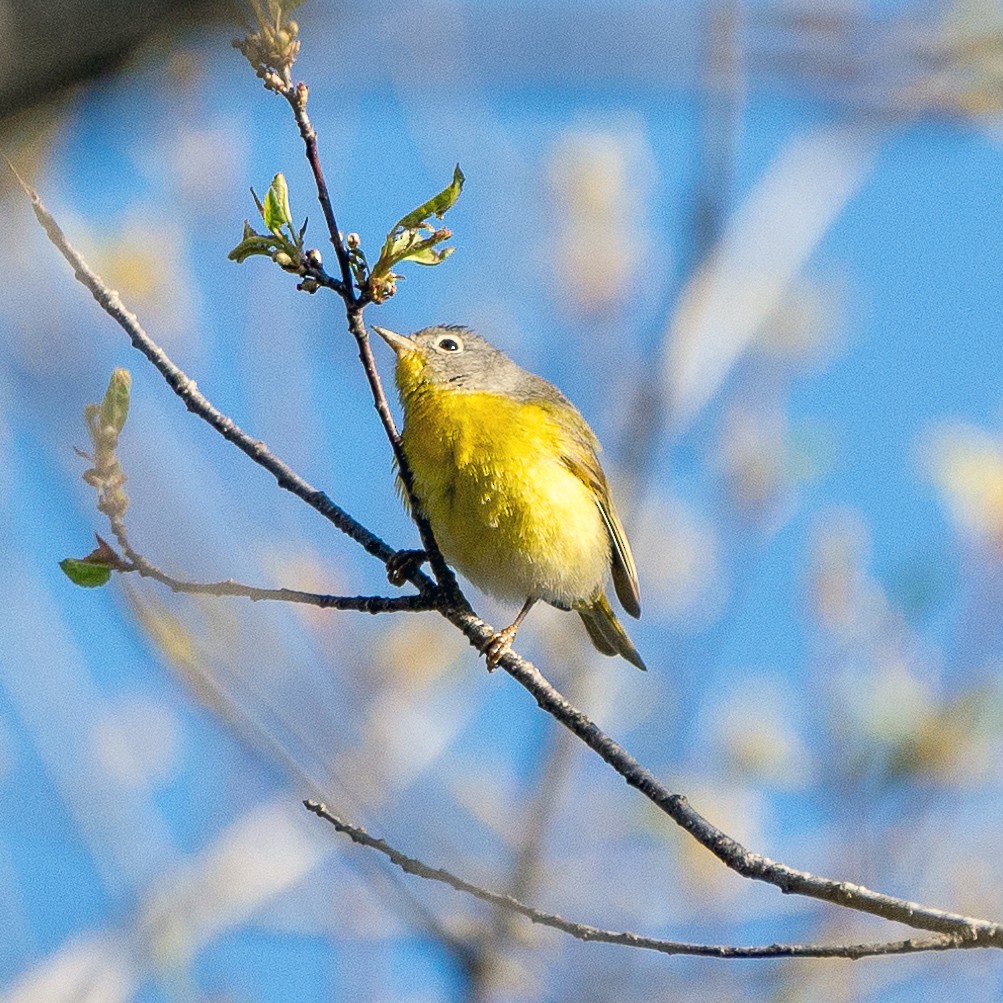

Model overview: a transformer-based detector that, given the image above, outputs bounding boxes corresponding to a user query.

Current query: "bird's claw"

[386,549,428,587]
[484,626,518,671]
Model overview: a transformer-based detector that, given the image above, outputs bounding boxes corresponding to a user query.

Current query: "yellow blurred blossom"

[374,616,468,685]
[716,407,788,519]
[805,508,881,638]
[712,675,811,788]
[886,682,1002,785]
[757,276,844,369]
[547,126,656,314]
[925,423,1003,556]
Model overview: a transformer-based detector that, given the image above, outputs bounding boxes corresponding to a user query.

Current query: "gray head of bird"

[372,324,531,394]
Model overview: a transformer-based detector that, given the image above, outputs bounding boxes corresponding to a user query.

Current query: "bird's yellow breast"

[397,357,609,608]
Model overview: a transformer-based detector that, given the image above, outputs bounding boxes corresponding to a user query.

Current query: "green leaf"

[378,228,418,266]
[403,244,455,266]
[267,0,307,21]
[59,537,126,587]
[366,166,464,299]
[85,369,131,443]
[263,173,293,236]
[394,165,465,230]
[393,228,455,266]
[83,402,100,438]
[60,557,112,588]
[374,227,455,277]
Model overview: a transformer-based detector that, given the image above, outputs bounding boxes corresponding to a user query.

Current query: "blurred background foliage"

[3,0,1003,1000]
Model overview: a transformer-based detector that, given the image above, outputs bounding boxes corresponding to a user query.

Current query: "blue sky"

[4,3,1003,1000]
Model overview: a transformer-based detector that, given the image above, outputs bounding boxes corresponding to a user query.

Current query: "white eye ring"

[437,336,463,353]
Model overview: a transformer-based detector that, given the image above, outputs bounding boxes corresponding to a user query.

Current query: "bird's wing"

[597,481,641,619]
[555,422,641,619]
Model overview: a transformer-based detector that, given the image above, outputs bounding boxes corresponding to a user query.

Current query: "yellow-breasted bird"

[373,324,645,671]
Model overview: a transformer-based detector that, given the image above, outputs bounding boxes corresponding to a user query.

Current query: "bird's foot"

[386,549,428,587]
[484,625,518,672]
[484,598,537,671]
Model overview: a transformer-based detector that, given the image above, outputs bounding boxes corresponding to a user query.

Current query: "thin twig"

[279,83,463,599]
[11,167,437,600]
[283,81,356,299]
[103,505,433,612]
[88,484,433,612]
[122,558,434,612]
[303,800,965,961]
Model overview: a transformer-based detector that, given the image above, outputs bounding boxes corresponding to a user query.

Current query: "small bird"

[373,324,645,671]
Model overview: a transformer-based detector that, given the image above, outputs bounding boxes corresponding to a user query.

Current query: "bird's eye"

[437,336,462,353]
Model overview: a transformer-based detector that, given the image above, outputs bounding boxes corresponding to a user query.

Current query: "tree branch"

[99,499,434,613]
[20,167,1003,948]
[11,165,436,600]
[442,605,1003,946]
[283,80,356,299]
[303,800,966,961]
[121,558,435,612]
[277,80,464,601]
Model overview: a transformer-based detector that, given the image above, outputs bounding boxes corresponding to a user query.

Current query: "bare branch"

[282,81,356,299]
[445,610,1003,947]
[70,399,436,615]
[10,165,437,601]
[303,800,967,961]
[120,557,435,613]
[275,81,464,600]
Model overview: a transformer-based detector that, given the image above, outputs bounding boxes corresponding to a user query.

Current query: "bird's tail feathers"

[577,593,647,671]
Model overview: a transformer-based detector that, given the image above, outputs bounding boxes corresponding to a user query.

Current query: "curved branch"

[444,604,1003,947]
[13,167,436,600]
[303,800,965,961]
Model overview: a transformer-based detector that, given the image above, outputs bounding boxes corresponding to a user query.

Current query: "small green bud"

[263,173,293,236]
[99,369,131,437]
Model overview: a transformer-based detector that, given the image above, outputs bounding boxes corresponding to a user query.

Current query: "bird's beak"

[371,326,418,356]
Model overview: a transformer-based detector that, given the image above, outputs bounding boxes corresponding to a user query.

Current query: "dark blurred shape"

[0,0,230,119]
